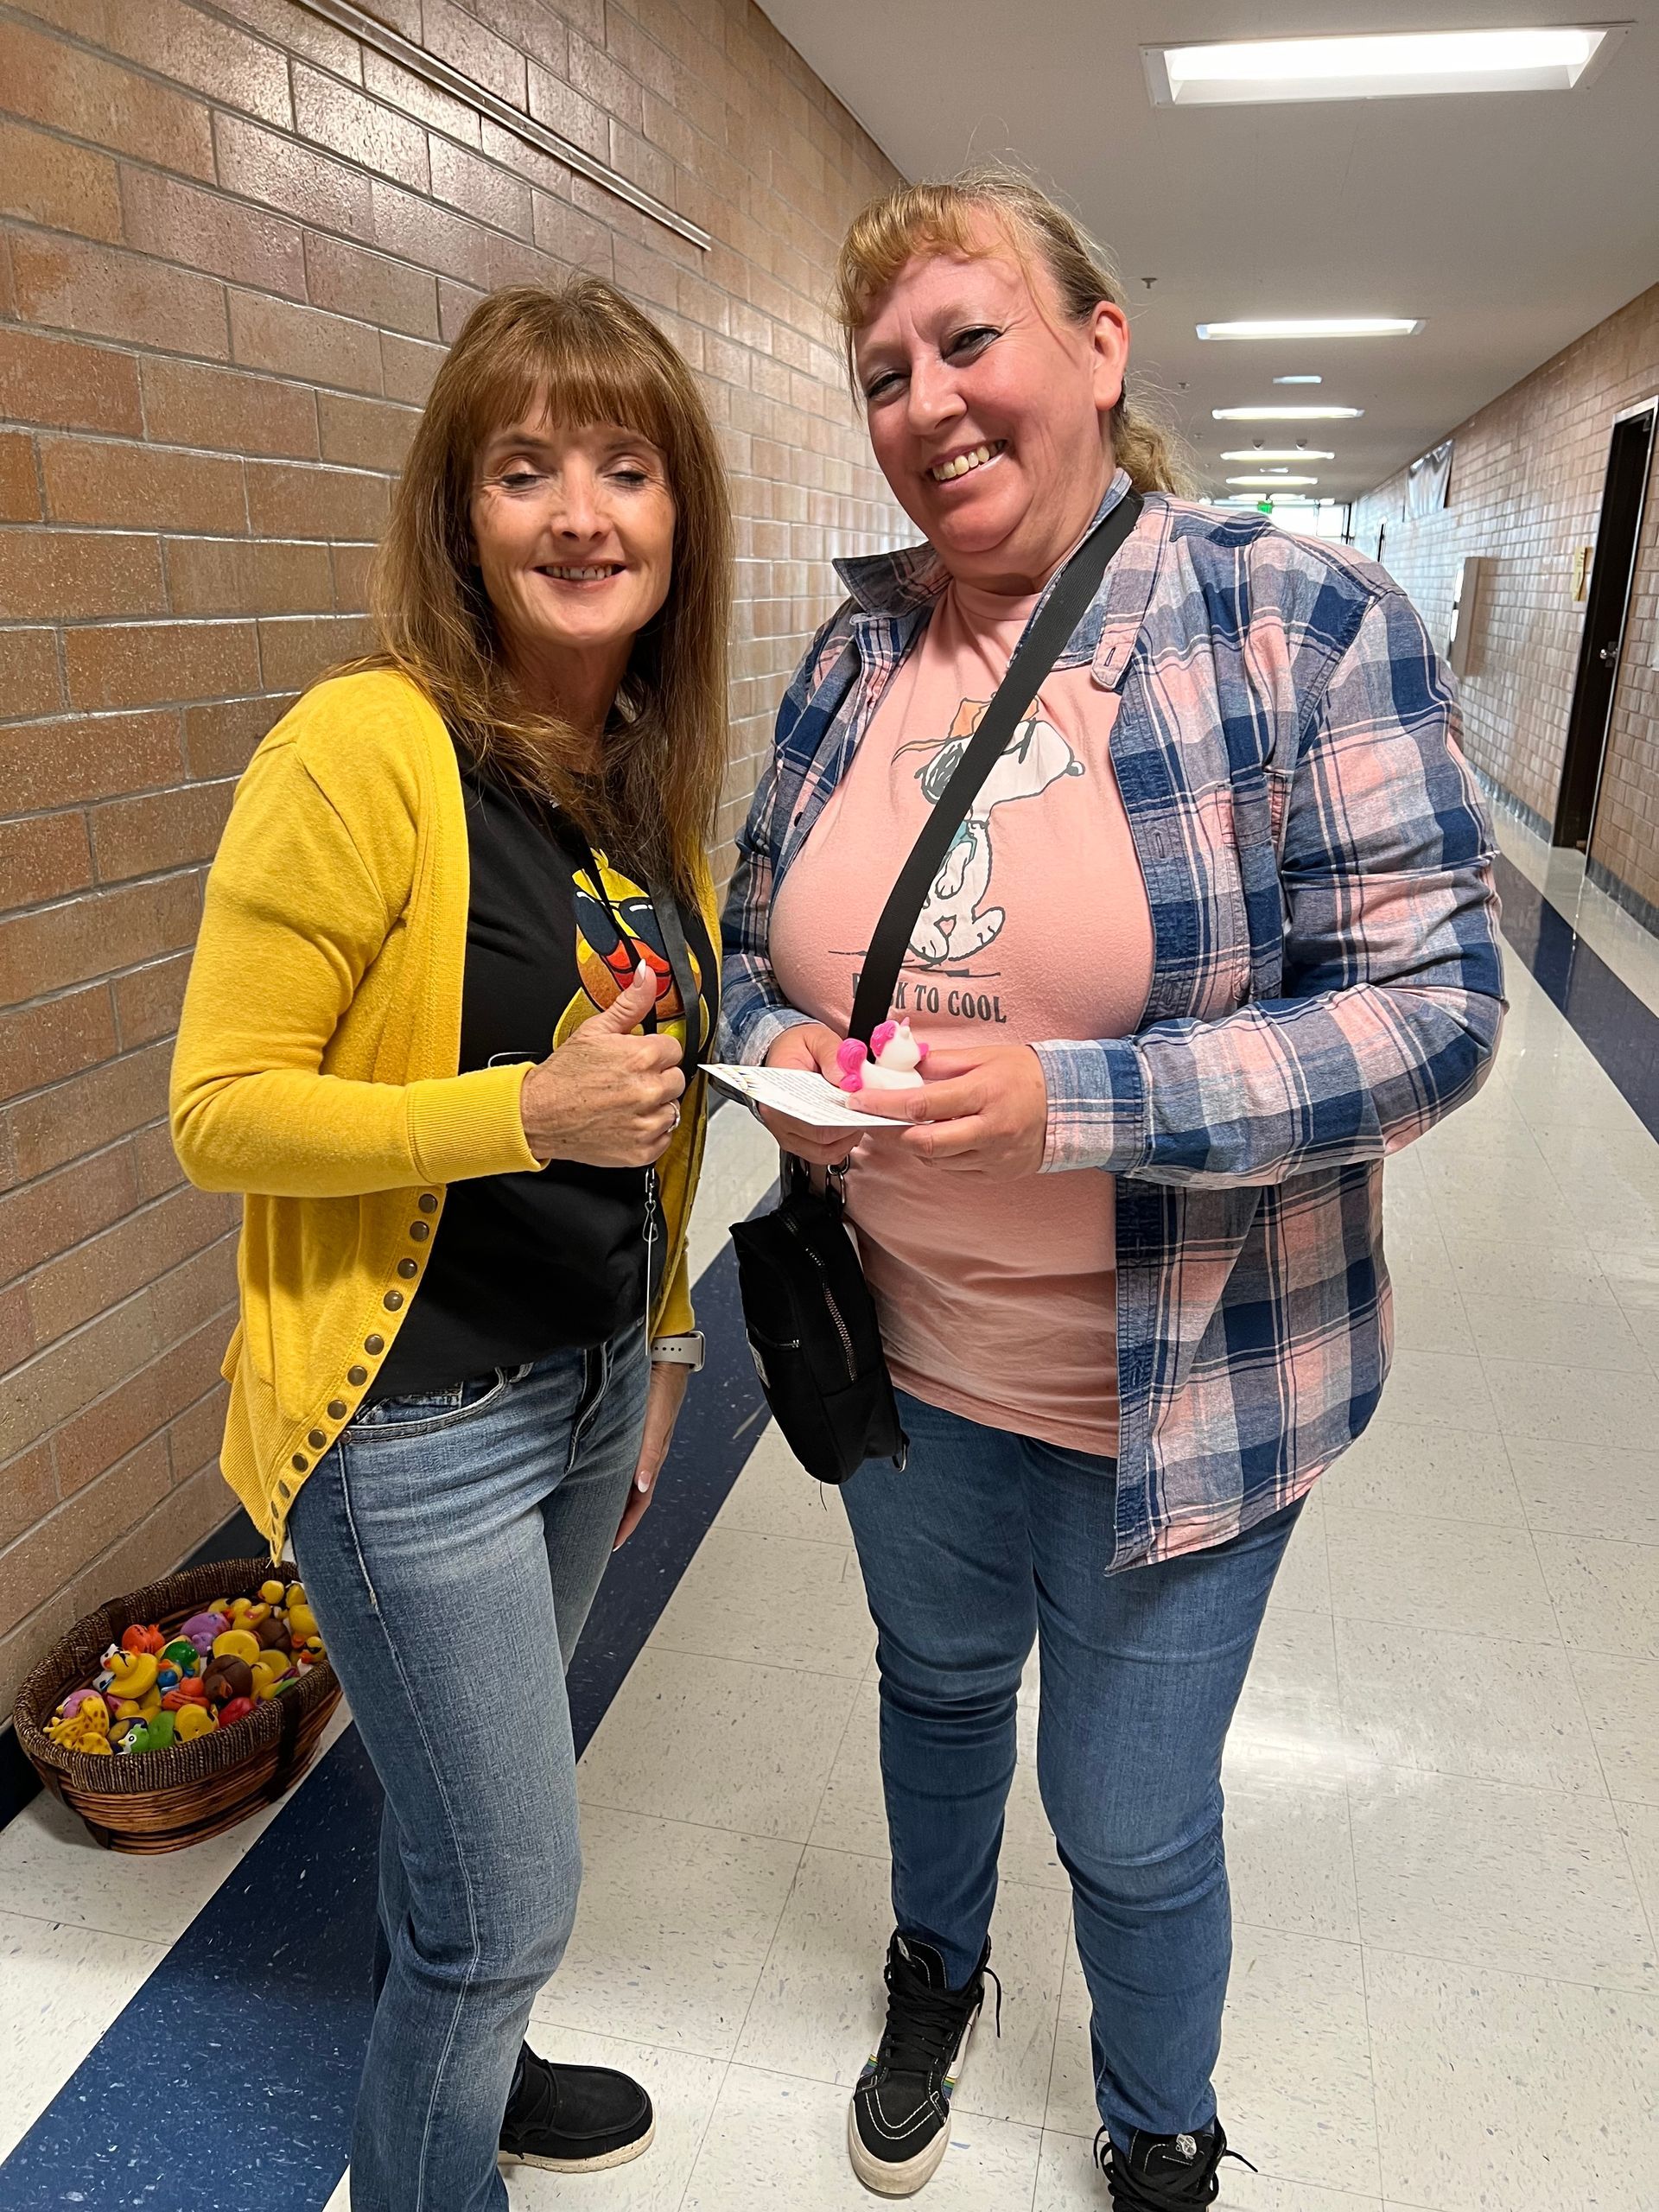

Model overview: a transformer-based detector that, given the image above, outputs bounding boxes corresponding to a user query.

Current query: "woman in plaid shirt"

[721,168,1503,2211]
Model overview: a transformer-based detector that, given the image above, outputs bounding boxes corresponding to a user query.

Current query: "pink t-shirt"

[769,577,1155,1455]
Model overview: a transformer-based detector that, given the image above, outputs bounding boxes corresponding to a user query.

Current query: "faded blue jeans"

[289,1325,647,2212]
[839,1389,1301,2152]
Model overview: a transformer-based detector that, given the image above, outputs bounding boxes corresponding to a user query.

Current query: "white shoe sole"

[500,2116,655,2172]
[846,2007,979,2196]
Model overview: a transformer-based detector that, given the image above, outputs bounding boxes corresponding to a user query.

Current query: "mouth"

[535,563,625,584]
[927,439,1007,486]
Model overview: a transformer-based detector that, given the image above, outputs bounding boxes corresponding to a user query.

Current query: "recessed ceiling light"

[1274,374,1323,385]
[1214,405,1363,422]
[1143,26,1622,108]
[1229,474,1320,487]
[1220,448,1336,461]
[1198,317,1422,341]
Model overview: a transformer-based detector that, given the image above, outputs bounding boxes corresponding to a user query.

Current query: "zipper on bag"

[642,1165,660,1334]
[782,1209,856,1382]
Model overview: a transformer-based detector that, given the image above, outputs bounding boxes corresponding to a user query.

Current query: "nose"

[549,461,607,543]
[906,356,966,440]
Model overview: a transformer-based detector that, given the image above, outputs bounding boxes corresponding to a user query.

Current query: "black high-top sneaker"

[1093,2120,1252,2209]
[498,2043,654,2173]
[847,1932,995,2196]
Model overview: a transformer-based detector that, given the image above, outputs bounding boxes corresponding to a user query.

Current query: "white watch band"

[650,1332,705,1371]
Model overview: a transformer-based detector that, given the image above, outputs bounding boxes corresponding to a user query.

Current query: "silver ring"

[669,1103,682,1133]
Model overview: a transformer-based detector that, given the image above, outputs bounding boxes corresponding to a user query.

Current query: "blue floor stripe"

[0,1227,770,2211]
[1492,851,1659,1140]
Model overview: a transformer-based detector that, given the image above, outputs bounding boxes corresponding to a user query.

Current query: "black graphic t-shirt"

[369,753,714,1401]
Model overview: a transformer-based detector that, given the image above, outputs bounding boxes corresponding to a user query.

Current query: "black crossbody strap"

[847,492,1142,1046]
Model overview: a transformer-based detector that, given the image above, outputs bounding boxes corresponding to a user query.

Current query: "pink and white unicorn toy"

[836,1018,929,1093]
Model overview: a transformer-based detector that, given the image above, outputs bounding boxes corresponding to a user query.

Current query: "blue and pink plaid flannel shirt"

[720,473,1504,1564]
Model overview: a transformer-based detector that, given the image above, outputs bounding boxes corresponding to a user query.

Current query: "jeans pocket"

[348,1364,526,1440]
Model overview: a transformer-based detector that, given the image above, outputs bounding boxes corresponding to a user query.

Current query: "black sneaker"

[1094,2120,1252,2209]
[498,2043,654,2173]
[847,1932,995,2196]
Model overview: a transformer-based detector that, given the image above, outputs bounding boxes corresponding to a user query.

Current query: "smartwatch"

[650,1332,706,1372]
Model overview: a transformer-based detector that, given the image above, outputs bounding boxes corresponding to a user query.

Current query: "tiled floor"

[5,809,1659,2210]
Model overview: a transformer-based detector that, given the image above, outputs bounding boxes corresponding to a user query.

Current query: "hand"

[519,962,684,1168]
[614,1360,688,1548]
[853,1042,1050,1177]
[758,1021,872,1168]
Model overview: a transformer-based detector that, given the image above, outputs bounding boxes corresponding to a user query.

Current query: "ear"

[1088,299,1131,419]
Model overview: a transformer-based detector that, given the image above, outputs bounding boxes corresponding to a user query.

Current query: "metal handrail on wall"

[293,0,712,251]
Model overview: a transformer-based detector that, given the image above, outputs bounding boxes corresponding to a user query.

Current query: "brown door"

[1554,403,1657,850]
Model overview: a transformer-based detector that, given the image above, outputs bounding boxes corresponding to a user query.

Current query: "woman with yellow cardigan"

[170,282,729,2212]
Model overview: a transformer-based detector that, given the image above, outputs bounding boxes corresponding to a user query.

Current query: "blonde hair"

[831,163,1193,499]
[356,280,731,899]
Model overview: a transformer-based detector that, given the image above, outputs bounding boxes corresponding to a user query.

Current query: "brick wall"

[0,0,908,1716]
[1351,283,1659,912]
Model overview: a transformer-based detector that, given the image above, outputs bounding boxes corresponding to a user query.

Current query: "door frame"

[1554,393,1658,851]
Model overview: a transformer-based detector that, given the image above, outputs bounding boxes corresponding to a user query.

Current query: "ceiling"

[755,0,1659,503]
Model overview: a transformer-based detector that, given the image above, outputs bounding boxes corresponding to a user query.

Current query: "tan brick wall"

[1351,284,1659,911]
[0,0,909,1713]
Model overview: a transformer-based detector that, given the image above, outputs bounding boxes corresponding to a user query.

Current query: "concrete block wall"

[0,0,910,1716]
[1351,283,1659,912]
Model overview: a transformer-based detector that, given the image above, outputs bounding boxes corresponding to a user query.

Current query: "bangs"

[832,185,1022,339]
[457,297,680,471]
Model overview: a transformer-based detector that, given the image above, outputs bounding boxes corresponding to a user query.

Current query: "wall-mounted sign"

[1407,438,1454,519]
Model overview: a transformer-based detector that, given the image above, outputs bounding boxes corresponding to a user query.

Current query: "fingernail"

[636,1471,651,1491]
[636,960,652,985]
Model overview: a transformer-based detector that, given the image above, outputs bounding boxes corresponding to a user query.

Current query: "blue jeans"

[289,1327,647,2212]
[839,1390,1302,2151]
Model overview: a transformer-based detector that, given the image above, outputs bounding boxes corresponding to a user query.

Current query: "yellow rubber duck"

[286,1603,320,1643]
[174,1703,216,1742]
[48,1708,114,1755]
[260,1579,287,1605]
[212,1627,262,1667]
[106,1649,160,1700]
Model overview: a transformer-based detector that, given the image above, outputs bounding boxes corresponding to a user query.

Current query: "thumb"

[591,958,661,1033]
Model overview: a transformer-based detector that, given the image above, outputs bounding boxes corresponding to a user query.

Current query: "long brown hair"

[361,280,731,898]
[831,163,1193,499]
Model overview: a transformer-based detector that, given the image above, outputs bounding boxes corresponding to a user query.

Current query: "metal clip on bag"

[729,493,1144,1485]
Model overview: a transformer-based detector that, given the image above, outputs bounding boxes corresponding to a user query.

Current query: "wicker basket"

[11,1556,341,1853]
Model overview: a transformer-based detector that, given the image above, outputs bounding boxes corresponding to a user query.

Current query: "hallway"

[2,806,1655,2212]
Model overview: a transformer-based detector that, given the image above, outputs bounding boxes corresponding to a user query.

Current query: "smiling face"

[853,219,1130,594]
[469,412,676,734]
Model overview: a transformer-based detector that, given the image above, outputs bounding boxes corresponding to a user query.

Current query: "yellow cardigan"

[170,668,713,1555]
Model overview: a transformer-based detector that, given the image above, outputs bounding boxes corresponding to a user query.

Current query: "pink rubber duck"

[836,1018,929,1094]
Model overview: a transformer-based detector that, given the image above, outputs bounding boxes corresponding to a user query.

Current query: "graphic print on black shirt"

[370,758,713,1402]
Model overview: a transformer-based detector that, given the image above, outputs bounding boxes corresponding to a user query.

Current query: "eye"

[946,325,999,361]
[608,466,652,487]
[862,368,903,404]
[494,468,545,493]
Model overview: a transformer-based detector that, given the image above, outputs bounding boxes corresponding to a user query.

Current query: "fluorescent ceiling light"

[1214,405,1362,422]
[1144,27,1621,108]
[1274,374,1323,385]
[1230,474,1320,487]
[1220,448,1336,461]
[1198,317,1421,342]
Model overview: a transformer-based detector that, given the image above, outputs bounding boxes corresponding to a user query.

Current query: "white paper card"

[703,1063,899,1132]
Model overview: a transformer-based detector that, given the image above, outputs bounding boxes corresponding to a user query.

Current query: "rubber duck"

[120,1622,166,1656]
[111,1717,149,1753]
[217,1696,255,1727]
[836,1018,929,1094]
[58,1688,107,1724]
[260,1578,286,1605]
[106,1649,160,1701]
[203,1656,253,1706]
[181,1611,227,1654]
[286,1602,320,1643]
[48,1708,113,1755]
[211,1627,262,1667]
[162,1638,200,1675]
[162,1680,207,1711]
[174,1702,216,1741]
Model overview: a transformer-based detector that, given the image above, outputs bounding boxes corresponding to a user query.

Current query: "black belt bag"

[728,493,1143,1484]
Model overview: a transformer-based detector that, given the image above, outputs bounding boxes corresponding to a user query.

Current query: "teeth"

[930,442,1005,483]
[543,565,618,581]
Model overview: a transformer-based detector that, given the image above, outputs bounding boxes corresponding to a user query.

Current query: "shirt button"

[397,1258,418,1280]
[307,1428,327,1450]
[290,1453,308,1473]
[365,1335,385,1355]
[347,1365,368,1385]
[327,1399,347,1420]
[418,1192,438,1213]
[410,1221,429,1242]
[384,1290,404,1311]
